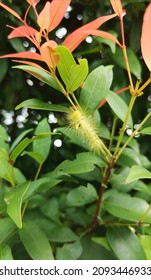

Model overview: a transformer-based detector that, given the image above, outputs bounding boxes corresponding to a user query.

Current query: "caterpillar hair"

[66,108,104,155]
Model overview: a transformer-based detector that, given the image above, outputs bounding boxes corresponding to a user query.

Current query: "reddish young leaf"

[40,41,58,70]
[26,0,40,7]
[141,3,151,71]
[37,2,51,31]
[110,0,125,18]
[81,30,122,47]
[0,52,43,61]
[63,14,116,52]
[0,2,22,21]
[47,0,71,32]
[12,60,45,70]
[8,26,37,39]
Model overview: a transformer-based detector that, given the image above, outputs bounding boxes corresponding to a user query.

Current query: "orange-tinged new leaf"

[40,41,58,69]
[141,3,151,71]
[37,2,51,31]
[81,30,122,47]
[47,0,71,32]
[26,0,40,7]
[63,14,116,52]
[0,52,43,61]
[110,0,124,17]
[12,60,45,70]
[0,2,22,21]
[8,26,37,39]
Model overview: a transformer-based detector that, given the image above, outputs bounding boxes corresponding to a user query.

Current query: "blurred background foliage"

[0,0,151,178]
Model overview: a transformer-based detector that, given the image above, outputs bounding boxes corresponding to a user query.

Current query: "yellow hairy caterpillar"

[66,108,104,154]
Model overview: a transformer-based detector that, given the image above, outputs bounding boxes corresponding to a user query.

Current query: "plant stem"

[109,115,117,151]
[116,111,151,160]
[138,76,151,94]
[113,94,137,156]
[119,16,134,92]
[35,163,43,180]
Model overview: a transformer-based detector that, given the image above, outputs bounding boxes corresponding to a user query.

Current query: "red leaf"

[110,0,126,18]
[81,30,122,47]
[37,2,51,31]
[8,25,37,39]
[47,0,71,32]
[0,52,43,61]
[40,41,58,69]
[0,2,22,21]
[141,3,151,71]
[12,60,45,70]
[63,14,117,52]
[26,0,40,7]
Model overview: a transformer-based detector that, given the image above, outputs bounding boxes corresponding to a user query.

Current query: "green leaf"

[15,98,70,113]
[139,235,151,260]
[66,58,89,92]
[22,151,45,164]
[0,125,9,150]
[126,165,151,183]
[0,148,14,186]
[0,245,13,260]
[48,226,78,242]
[106,91,133,127]
[55,152,105,174]
[0,218,16,245]
[110,47,141,78]
[92,237,111,251]
[10,133,52,163]
[103,190,151,223]
[4,182,30,228]
[13,65,62,92]
[107,227,146,260]
[10,128,33,153]
[33,118,51,163]
[80,65,113,113]
[19,220,54,260]
[55,45,76,85]
[140,127,151,135]
[56,241,82,260]
[66,183,98,206]
[23,178,60,200]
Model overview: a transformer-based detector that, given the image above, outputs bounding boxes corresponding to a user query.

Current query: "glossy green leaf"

[139,235,151,260]
[126,165,151,183]
[110,47,141,78]
[80,65,113,113]
[117,148,141,166]
[13,167,27,185]
[0,125,9,150]
[48,226,78,242]
[55,152,105,174]
[4,182,30,228]
[23,178,60,200]
[66,183,98,206]
[33,118,51,163]
[22,151,45,164]
[0,245,13,260]
[13,65,62,92]
[0,148,14,186]
[106,91,133,127]
[0,218,16,245]
[66,58,88,92]
[19,219,54,260]
[10,133,52,163]
[56,241,82,260]
[103,190,151,222]
[10,129,33,153]
[140,127,151,135]
[15,98,70,113]
[55,45,76,85]
[107,227,146,260]
[92,237,111,251]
